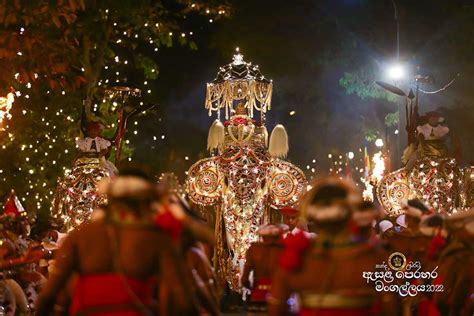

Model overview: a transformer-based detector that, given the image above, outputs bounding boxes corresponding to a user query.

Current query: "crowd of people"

[0,167,473,316]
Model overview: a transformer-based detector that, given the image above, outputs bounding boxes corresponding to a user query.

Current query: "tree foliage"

[0,0,229,226]
[384,111,399,128]
[339,70,398,103]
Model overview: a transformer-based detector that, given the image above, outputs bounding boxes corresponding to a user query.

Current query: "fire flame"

[371,151,385,183]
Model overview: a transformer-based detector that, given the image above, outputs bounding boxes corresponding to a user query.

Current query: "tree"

[0,0,229,228]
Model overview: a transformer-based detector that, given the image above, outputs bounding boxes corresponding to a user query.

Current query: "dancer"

[37,168,197,315]
[241,224,288,314]
[269,177,399,316]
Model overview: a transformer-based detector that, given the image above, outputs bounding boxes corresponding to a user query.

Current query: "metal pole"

[391,0,401,167]
[391,0,400,61]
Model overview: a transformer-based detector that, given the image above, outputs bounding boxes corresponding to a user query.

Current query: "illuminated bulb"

[375,138,384,147]
[387,63,405,80]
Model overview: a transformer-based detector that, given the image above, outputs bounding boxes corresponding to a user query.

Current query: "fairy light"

[0,4,229,219]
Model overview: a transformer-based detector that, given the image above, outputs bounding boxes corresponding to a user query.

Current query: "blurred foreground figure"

[269,177,399,316]
[385,199,432,265]
[427,209,474,316]
[162,192,219,315]
[351,201,380,243]
[241,224,288,314]
[36,169,197,315]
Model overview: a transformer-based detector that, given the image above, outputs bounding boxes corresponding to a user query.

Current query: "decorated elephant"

[186,50,306,290]
[377,111,473,216]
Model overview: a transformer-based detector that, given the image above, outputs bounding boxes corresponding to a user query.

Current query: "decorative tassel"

[269,124,289,158]
[262,126,268,146]
[207,120,225,151]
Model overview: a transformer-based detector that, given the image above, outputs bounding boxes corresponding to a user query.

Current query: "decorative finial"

[232,47,244,65]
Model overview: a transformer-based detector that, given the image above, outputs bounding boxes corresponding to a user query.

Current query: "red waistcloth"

[250,277,272,302]
[70,274,155,316]
[416,299,442,316]
[299,307,374,316]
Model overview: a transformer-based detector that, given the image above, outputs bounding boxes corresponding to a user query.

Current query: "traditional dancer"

[37,169,197,315]
[241,224,288,314]
[269,177,399,316]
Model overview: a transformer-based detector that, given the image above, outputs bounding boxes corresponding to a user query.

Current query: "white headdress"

[97,176,153,199]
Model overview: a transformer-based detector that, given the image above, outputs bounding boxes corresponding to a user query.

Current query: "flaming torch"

[362,151,387,201]
[371,151,386,183]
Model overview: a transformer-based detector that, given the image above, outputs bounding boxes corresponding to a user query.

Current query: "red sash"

[70,274,155,316]
[250,277,272,302]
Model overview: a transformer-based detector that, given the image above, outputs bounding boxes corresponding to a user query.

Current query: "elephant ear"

[186,157,221,206]
[268,159,307,209]
[376,168,411,217]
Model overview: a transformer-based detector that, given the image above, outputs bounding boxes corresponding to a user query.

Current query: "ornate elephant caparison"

[185,49,307,290]
[376,110,473,216]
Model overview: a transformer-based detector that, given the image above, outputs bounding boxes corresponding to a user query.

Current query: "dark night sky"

[130,0,474,179]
